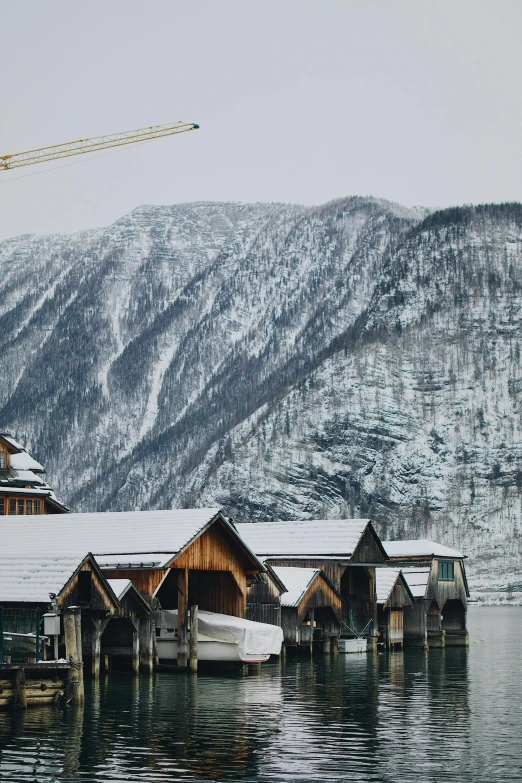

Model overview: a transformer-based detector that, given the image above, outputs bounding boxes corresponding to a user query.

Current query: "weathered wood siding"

[173,523,248,600]
[426,559,468,611]
[247,602,281,627]
[188,570,245,616]
[388,609,403,646]
[246,572,283,626]
[101,569,167,601]
[403,599,427,642]
[59,561,117,613]
[266,559,344,590]
[296,577,342,622]
[351,525,387,565]
[387,580,413,610]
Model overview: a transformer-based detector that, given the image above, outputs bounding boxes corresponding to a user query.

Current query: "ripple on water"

[1,608,522,782]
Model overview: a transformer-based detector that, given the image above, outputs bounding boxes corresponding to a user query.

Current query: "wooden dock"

[0,662,71,709]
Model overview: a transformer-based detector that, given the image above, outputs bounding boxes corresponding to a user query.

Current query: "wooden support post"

[132,619,140,676]
[189,605,198,673]
[104,655,110,672]
[139,615,154,674]
[309,608,315,656]
[91,617,102,678]
[177,569,189,669]
[14,668,27,709]
[64,609,84,705]
[152,627,159,666]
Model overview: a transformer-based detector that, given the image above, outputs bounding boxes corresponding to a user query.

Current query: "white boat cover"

[198,611,283,657]
[164,609,283,657]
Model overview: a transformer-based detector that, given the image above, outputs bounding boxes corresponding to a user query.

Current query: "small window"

[9,498,16,515]
[0,498,4,515]
[17,499,24,515]
[33,499,41,514]
[26,499,33,514]
[0,453,6,469]
[438,561,455,581]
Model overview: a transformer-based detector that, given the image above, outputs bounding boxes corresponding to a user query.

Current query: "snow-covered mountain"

[1,197,521,591]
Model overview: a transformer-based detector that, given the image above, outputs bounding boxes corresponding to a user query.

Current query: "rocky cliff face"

[1,197,521,589]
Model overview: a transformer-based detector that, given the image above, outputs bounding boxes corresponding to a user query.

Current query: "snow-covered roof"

[0,509,222,562]
[270,567,321,607]
[401,567,431,598]
[0,434,24,451]
[106,578,133,600]
[0,554,92,603]
[97,553,176,569]
[383,539,465,559]
[7,469,45,484]
[235,519,370,559]
[9,451,45,472]
[376,568,403,604]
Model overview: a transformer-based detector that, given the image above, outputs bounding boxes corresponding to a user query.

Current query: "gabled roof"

[0,508,265,573]
[263,563,288,595]
[383,539,465,560]
[375,567,414,606]
[106,578,150,612]
[0,552,120,606]
[9,451,45,473]
[0,434,25,452]
[401,567,432,599]
[235,519,381,560]
[271,567,321,607]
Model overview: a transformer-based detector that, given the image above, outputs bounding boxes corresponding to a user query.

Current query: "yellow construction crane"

[0,121,199,171]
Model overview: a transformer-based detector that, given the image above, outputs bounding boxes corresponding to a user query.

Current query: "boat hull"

[338,638,367,654]
[156,637,270,663]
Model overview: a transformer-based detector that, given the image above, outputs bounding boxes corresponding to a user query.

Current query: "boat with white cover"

[155,609,283,663]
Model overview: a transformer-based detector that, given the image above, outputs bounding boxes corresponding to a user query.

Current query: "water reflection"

[0,608,521,782]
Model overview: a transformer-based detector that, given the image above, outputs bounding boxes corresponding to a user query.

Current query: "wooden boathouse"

[0,549,123,707]
[0,508,266,671]
[375,568,414,650]
[383,540,470,648]
[236,519,388,649]
[270,566,343,653]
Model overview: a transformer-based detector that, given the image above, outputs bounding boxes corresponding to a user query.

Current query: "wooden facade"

[392,557,470,649]
[376,571,414,651]
[263,523,387,649]
[102,513,264,668]
[277,571,343,652]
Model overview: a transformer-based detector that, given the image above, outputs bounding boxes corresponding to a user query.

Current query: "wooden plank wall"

[101,569,168,601]
[59,561,117,613]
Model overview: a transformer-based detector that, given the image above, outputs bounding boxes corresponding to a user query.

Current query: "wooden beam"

[177,569,189,668]
[91,617,102,678]
[64,609,84,705]
[14,668,27,709]
[189,605,198,673]
[132,620,140,676]
[139,615,154,674]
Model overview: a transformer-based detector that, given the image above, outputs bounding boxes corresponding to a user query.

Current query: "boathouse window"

[0,453,6,469]
[438,561,455,581]
[0,498,3,514]
[9,498,16,514]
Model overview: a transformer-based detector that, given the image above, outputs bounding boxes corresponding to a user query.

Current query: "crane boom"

[0,121,199,171]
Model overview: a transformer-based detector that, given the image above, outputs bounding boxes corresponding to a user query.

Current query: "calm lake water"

[0,607,521,782]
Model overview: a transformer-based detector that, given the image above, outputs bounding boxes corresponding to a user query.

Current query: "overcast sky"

[0,1,520,240]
